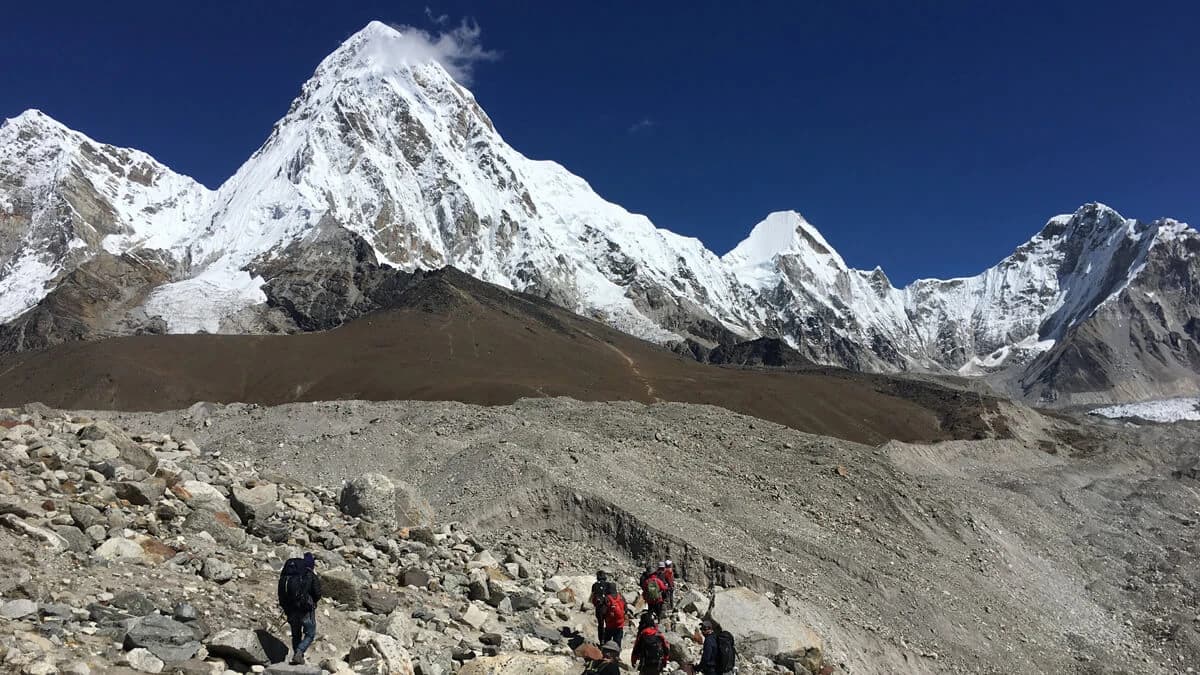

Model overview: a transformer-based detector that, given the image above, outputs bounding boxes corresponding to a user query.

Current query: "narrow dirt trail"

[601,340,661,402]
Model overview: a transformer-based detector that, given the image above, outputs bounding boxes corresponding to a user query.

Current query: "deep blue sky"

[2,1,1196,284]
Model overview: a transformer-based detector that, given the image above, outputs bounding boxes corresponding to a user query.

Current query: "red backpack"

[604,593,626,628]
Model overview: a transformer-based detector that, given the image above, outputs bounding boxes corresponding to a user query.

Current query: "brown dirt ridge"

[0,268,1007,445]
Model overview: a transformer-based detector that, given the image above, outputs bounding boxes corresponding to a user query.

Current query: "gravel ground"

[91,398,1200,674]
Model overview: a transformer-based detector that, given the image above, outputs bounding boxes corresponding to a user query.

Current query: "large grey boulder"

[0,598,37,619]
[206,628,288,666]
[339,473,396,525]
[123,614,201,662]
[182,508,246,548]
[708,587,822,660]
[347,629,414,675]
[339,473,433,528]
[231,483,278,523]
[114,479,166,506]
[79,421,159,472]
[319,568,363,606]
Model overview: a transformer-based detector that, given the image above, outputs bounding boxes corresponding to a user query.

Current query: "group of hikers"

[585,561,737,675]
[275,553,736,674]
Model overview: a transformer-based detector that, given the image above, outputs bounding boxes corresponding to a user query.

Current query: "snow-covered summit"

[2,21,1198,405]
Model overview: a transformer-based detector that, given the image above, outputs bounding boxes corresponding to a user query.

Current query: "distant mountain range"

[1,21,1197,406]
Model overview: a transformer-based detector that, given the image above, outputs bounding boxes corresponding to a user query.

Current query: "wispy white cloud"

[379,19,499,84]
[628,118,656,134]
[424,6,449,26]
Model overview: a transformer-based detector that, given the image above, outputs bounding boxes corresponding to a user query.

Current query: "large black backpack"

[279,558,314,612]
[714,630,737,672]
[639,630,666,669]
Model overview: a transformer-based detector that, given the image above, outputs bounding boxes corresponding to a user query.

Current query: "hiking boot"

[290,652,305,665]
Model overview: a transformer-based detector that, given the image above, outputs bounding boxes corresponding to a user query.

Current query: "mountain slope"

[0,22,1197,405]
[0,267,1010,445]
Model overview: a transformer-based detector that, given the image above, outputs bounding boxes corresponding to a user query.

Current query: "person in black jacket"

[278,552,322,665]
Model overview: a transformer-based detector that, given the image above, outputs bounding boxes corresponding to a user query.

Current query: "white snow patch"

[1091,398,1200,423]
[0,253,57,323]
[142,268,267,333]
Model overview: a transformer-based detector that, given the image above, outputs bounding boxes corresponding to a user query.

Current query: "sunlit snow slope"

[1,21,1198,405]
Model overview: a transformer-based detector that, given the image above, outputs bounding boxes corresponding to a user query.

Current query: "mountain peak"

[723,211,841,270]
[312,20,459,87]
[2,109,71,136]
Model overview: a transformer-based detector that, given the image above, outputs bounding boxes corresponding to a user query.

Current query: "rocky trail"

[1,399,1198,674]
[0,405,824,675]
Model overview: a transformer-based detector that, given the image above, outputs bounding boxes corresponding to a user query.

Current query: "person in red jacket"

[631,613,670,675]
[640,568,668,619]
[601,587,628,647]
[660,561,676,609]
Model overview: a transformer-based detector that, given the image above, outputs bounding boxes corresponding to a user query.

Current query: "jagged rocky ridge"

[0,22,1197,405]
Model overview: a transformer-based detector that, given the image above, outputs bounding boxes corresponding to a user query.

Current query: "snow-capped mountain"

[1,21,1197,405]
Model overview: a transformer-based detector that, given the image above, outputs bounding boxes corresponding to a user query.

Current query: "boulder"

[460,603,491,630]
[362,588,400,615]
[400,568,430,588]
[339,473,396,525]
[0,598,37,619]
[319,568,363,606]
[231,483,278,523]
[201,557,235,583]
[123,614,202,662]
[206,628,288,666]
[457,654,575,675]
[114,479,167,506]
[708,587,822,659]
[182,508,246,547]
[51,525,94,553]
[174,481,231,512]
[0,514,69,551]
[94,535,176,564]
[124,647,165,673]
[69,503,106,530]
[677,588,709,614]
[378,609,415,647]
[347,629,415,675]
[520,635,550,653]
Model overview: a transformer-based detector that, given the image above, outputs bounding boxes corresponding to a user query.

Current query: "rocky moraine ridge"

[0,405,828,674]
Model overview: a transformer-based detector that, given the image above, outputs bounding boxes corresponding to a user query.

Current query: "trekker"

[601,585,628,647]
[631,613,669,675]
[640,566,668,619]
[696,619,737,675]
[278,552,322,665]
[662,560,676,609]
[590,571,614,641]
[583,640,622,675]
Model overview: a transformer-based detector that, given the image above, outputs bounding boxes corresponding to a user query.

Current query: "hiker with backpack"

[582,640,622,675]
[640,565,668,619]
[590,570,614,641]
[696,619,737,675]
[278,552,322,665]
[600,584,628,647]
[631,613,670,675]
[662,560,676,609]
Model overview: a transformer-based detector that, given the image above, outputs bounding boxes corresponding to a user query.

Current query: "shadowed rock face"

[0,250,177,351]
[1018,230,1200,405]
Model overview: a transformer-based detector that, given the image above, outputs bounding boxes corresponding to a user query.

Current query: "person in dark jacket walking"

[278,552,322,665]
[631,613,669,675]
[697,619,720,675]
[590,571,613,641]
